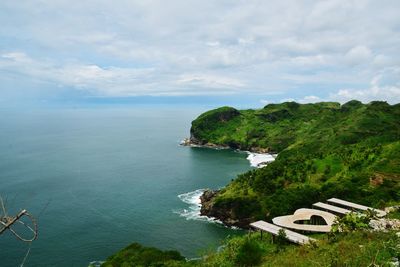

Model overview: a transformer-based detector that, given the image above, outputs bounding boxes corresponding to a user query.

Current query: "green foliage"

[104,231,400,267]
[197,230,400,267]
[276,229,287,243]
[235,238,264,266]
[262,231,400,267]
[190,106,241,147]
[214,196,263,219]
[102,243,187,267]
[330,212,373,234]
[274,229,290,252]
[197,233,275,267]
[387,209,400,219]
[191,100,400,222]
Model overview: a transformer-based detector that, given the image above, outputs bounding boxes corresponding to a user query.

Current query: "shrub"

[234,238,263,266]
[330,211,374,234]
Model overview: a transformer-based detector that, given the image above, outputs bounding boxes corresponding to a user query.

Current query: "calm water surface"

[0,107,252,266]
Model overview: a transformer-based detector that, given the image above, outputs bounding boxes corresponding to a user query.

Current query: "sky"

[0,0,399,107]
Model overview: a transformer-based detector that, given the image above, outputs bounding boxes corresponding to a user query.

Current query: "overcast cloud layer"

[1,0,399,105]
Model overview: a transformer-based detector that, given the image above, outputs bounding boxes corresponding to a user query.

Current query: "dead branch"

[0,196,38,242]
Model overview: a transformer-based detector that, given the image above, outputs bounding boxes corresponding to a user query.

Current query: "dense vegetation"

[192,101,400,224]
[200,230,400,266]
[101,243,186,267]
[102,228,400,267]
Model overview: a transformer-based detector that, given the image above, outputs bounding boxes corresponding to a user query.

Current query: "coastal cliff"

[191,101,400,228]
[199,189,256,228]
[102,100,400,266]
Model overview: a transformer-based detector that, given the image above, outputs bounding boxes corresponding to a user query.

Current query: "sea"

[0,107,271,266]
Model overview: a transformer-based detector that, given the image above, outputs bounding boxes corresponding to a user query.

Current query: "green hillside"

[102,226,400,267]
[192,101,400,225]
[102,100,400,267]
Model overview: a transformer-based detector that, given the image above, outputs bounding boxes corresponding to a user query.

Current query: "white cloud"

[206,41,220,47]
[329,67,400,104]
[0,51,247,96]
[177,74,245,89]
[279,98,296,103]
[0,1,399,101]
[289,54,332,67]
[298,95,323,103]
[287,68,400,104]
[345,45,372,65]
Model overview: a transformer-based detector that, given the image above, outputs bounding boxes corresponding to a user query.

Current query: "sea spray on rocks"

[175,189,222,224]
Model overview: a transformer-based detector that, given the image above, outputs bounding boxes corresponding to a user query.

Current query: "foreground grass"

[101,243,187,267]
[263,232,399,266]
[198,231,400,267]
[102,230,400,267]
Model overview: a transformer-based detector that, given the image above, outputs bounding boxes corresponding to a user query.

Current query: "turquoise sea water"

[0,107,252,266]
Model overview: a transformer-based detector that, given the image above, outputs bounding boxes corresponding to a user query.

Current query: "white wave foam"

[175,190,247,230]
[246,152,276,168]
[175,189,222,224]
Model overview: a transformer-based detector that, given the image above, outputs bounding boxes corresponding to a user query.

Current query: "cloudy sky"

[1,0,399,106]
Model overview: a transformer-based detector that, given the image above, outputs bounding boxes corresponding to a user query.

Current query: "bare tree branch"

[0,196,38,242]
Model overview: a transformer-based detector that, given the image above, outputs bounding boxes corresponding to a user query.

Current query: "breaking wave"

[175,189,222,224]
[246,152,276,168]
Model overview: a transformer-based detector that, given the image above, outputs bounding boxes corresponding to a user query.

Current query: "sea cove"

[0,107,259,267]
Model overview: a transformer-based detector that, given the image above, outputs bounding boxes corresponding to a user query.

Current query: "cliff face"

[200,189,255,228]
[191,101,400,228]
[190,106,241,147]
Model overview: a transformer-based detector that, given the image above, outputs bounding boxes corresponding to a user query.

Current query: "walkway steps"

[327,198,387,217]
[250,220,316,245]
[313,202,351,216]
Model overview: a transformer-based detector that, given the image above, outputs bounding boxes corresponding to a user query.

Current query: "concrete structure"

[272,208,337,233]
[249,198,387,245]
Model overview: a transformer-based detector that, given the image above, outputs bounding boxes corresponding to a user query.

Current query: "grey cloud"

[0,0,399,100]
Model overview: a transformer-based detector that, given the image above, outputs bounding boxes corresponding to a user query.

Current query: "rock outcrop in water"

[200,189,257,228]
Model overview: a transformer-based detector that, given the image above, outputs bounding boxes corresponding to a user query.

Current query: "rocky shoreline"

[180,137,273,154]
[181,138,273,228]
[180,138,229,150]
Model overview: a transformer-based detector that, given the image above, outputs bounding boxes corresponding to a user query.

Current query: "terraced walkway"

[327,198,387,217]
[250,220,316,245]
[250,198,385,245]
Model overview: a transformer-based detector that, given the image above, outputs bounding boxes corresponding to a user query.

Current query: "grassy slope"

[199,230,400,267]
[101,243,186,267]
[191,101,400,222]
[102,230,400,267]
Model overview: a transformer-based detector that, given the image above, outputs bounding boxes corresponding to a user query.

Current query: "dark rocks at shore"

[248,146,271,154]
[200,189,253,229]
[180,138,229,150]
[199,189,219,206]
[181,140,270,228]
[180,137,273,154]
